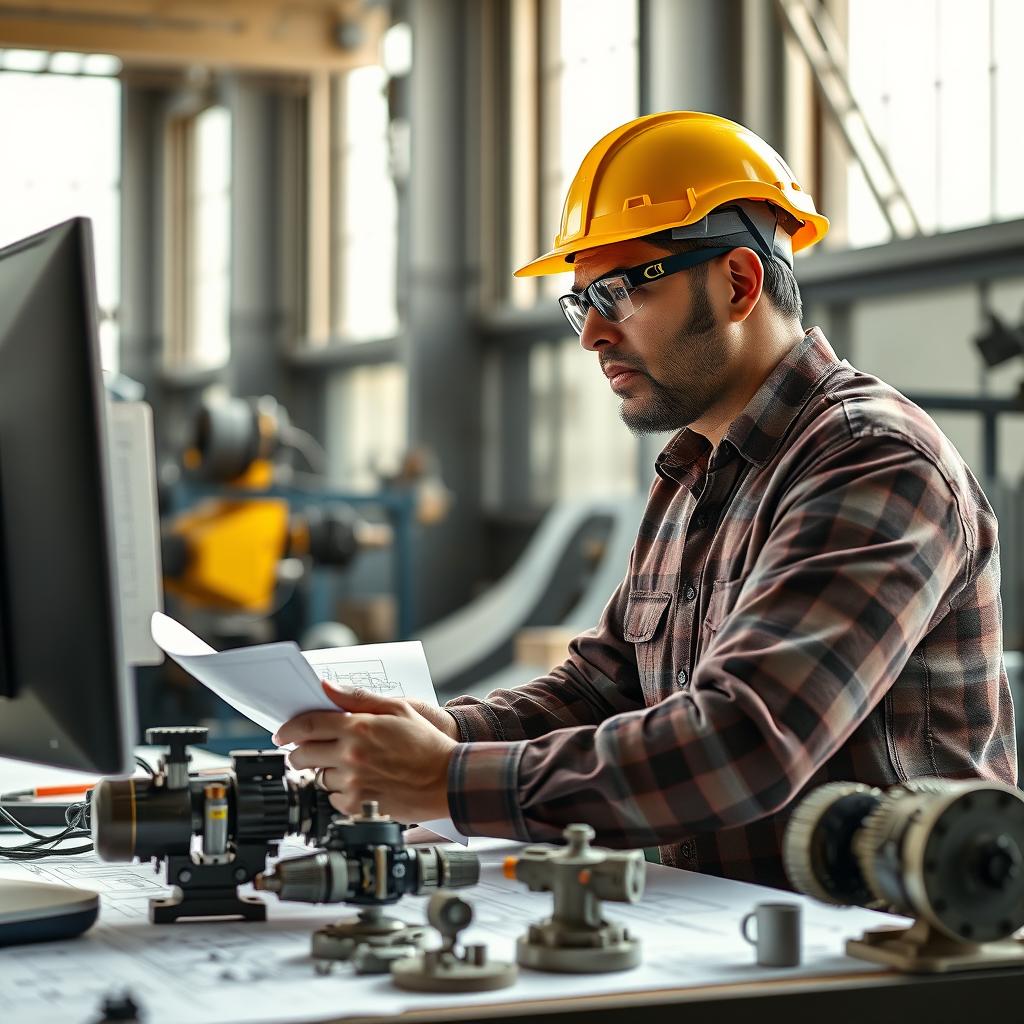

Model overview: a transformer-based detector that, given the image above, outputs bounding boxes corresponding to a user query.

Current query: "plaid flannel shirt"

[444,327,1016,889]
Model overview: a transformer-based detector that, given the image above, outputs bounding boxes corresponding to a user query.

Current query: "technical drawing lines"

[313,658,405,696]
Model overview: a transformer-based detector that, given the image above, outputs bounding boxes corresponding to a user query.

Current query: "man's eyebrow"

[571,266,631,296]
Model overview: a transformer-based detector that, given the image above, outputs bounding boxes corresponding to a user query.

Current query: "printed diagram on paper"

[311,658,404,696]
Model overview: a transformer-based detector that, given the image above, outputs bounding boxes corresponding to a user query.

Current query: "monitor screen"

[0,217,135,775]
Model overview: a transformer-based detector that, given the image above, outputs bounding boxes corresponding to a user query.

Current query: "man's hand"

[273,682,459,822]
[401,698,462,741]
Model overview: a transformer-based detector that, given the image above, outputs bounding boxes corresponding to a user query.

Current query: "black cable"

[0,797,93,859]
[0,756,155,860]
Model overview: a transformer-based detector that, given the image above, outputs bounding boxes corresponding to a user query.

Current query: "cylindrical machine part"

[853,780,1024,944]
[191,396,287,482]
[254,843,480,906]
[782,781,883,906]
[203,783,229,857]
[92,777,194,861]
[417,845,481,890]
[255,851,351,903]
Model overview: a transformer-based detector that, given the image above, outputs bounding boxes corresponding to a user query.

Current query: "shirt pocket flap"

[623,590,673,643]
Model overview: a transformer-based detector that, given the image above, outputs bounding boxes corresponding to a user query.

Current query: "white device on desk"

[0,217,161,946]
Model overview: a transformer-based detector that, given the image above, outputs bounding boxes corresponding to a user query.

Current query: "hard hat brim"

[514,188,829,278]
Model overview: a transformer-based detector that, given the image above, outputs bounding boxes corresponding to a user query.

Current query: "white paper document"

[150,612,467,844]
[0,838,908,1024]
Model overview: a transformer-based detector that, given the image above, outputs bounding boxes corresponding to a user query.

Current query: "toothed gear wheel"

[783,781,883,906]
[233,751,290,847]
[852,787,914,913]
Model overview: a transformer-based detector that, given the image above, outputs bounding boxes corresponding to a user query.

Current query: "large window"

[847,0,1024,247]
[538,0,640,299]
[525,0,642,502]
[165,103,232,370]
[335,65,399,341]
[191,106,232,368]
[0,51,122,369]
[505,0,639,309]
[325,363,407,490]
[529,337,639,502]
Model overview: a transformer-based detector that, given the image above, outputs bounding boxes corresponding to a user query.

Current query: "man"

[275,111,1016,889]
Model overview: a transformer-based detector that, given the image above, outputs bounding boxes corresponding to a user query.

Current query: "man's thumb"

[321,680,397,713]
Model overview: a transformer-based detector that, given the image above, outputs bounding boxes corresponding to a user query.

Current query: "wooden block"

[337,596,397,644]
[514,627,577,669]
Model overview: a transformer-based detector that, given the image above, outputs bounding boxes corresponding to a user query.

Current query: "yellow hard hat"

[515,110,829,277]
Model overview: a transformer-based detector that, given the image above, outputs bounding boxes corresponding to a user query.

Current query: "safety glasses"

[558,246,734,335]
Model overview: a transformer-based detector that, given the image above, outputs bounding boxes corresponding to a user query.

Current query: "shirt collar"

[655,326,842,482]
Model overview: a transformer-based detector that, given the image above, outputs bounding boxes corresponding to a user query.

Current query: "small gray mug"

[740,902,801,967]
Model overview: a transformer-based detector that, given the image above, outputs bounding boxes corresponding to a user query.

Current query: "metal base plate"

[391,955,518,992]
[848,926,1024,974]
[150,891,265,924]
[312,920,423,963]
[516,935,641,973]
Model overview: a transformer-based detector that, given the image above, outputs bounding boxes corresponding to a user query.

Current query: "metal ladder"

[775,0,921,240]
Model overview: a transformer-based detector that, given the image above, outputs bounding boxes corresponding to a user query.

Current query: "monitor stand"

[0,879,99,946]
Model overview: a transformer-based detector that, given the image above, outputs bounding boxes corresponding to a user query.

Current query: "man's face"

[572,238,732,434]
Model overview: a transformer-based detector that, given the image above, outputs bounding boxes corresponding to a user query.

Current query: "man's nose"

[579,307,620,352]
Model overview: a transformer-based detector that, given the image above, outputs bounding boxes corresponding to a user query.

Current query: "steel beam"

[405,0,483,627]
[797,218,1024,304]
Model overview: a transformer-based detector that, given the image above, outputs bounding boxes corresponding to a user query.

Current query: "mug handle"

[740,911,757,945]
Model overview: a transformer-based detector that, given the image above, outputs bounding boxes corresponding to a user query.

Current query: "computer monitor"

[0,217,136,943]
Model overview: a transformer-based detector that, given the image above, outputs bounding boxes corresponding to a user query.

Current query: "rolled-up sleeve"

[447,436,972,846]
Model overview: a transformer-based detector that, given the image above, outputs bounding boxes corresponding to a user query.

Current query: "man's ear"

[723,247,764,323]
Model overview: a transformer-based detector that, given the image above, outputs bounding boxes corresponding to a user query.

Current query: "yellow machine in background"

[162,395,391,616]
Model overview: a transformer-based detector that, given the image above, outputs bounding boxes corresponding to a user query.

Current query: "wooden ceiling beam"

[0,1,387,73]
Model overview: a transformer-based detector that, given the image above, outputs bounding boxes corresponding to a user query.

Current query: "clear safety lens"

[558,293,588,334]
[558,275,644,336]
[590,275,638,322]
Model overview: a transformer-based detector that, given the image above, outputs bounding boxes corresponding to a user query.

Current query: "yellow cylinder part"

[515,110,829,277]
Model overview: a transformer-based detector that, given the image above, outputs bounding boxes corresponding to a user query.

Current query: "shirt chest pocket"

[624,590,673,702]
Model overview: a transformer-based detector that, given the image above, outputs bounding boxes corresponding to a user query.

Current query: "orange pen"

[1,784,95,801]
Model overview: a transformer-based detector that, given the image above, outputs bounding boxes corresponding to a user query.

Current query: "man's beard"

[618,273,727,435]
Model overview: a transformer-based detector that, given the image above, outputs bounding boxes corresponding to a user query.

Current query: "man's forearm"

[445,629,645,744]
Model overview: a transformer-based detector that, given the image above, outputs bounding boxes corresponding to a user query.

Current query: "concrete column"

[119,81,166,406]
[639,0,745,122]
[227,78,290,402]
[405,0,483,626]
[636,0,744,473]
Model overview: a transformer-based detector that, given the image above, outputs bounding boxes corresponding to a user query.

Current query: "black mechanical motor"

[255,801,479,907]
[254,800,481,963]
[91,727,336,923]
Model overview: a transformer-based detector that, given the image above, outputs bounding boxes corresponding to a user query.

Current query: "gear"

[782,782,882,906]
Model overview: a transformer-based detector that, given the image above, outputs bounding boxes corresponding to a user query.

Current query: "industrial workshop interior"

[4,0,1024,1020]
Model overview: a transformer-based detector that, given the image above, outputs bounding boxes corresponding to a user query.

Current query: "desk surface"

[0,829,942,1024]
[2,766,1023,1024]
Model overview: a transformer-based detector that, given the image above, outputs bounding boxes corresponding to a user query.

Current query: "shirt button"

[684,584,697,602]
[677,669,689,686]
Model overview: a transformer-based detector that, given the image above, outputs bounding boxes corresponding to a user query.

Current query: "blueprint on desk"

[0,836,906,1024]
